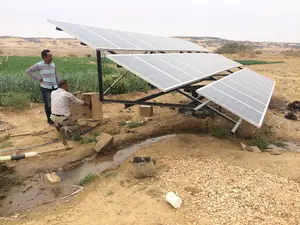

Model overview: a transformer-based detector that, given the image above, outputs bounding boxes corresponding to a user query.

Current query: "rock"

[249,146,262,153]
[131,157,156,178]
[241,143,260,152]
[269,150,282,156]
[241,143,247,151]
[44,172,61,185]
[93,133,114,153]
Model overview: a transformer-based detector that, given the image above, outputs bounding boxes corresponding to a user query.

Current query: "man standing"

[50,80,90,145]
[26,50,59,126]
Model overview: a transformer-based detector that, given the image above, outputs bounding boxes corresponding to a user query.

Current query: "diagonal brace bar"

[194,100,210,111]
[103,71,129,95]
[176,90,237,124]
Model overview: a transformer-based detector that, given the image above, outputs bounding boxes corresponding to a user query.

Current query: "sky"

[0,0,299,43]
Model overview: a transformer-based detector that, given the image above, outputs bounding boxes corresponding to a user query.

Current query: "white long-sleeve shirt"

[51,88,84,116]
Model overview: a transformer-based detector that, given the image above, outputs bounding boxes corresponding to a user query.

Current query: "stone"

[269,150,282,156]
[131,157,156,178]
[241,143,247,151]
[241,143,260,152]
[44,172,61,185]
[93,133,114,153]
[249,146,262,153]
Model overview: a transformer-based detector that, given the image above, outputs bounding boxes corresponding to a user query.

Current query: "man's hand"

[83,102,91,107]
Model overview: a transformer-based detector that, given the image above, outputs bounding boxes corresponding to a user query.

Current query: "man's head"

[41,50,52,64]
[58,79,69,91]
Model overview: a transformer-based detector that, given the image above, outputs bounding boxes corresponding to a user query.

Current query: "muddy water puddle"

[0,134,176,216]
[58,134,176,184]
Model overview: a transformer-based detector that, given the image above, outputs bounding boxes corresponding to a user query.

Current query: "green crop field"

[0,56,284,108]
[0,56,150,107]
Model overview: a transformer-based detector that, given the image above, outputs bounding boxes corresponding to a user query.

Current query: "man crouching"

[50,80,90,146]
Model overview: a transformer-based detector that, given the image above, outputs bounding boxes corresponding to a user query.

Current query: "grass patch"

[248,138,269,150]
[119,121,145,129]
[0,92,30,108]
[235,60,284,65]
[79,173,98,186]
[91,132,100,137]
[211,127,229,139]
[0,140,13,149]
[74,136,97,144]
[269,140,288,148]
[247,137,287,151]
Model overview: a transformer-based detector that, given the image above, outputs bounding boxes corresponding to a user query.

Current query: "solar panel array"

[48,19,210,52]
[107,53,242,92]
[49,19,276,128]
[196,68,275,128]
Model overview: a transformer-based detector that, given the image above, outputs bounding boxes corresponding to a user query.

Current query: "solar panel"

[196,68,275,128]
[48,19,210,52]
[107,53,242,92]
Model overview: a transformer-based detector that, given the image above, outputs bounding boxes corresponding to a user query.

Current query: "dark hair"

[41,49,50,59]
[58,79,68,88]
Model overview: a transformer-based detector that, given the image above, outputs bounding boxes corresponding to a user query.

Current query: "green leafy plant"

[211,127,229,139]
[79,173,98,186]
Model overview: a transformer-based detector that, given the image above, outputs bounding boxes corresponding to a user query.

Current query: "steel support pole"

[96,50,104,101]
[231,118,243,134]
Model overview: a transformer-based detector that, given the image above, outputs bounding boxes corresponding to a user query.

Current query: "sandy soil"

[1,54,300,224]
[3,134,300,225]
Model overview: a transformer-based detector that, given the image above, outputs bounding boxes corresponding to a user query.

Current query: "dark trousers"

[41,87,57,124]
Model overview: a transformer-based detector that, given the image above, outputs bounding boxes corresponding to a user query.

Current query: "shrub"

[248,138,269,150]
[281,50,300,57]
[67,53,77,58]
[211,127,229,139]
[216,43,253,54]
[255,50,263,55]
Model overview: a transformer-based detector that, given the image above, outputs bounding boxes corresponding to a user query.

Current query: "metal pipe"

[0,152,38,161]
[96,50,104,101]
[103,71,129,95]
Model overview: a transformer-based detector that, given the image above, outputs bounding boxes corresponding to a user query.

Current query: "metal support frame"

[96,50,242,130]
[96,50,224,109]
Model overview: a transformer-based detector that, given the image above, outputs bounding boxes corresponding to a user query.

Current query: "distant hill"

[174,36,300,52]
[0,36,299,56]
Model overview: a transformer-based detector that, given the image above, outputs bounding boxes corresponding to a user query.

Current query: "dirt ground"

[1,54,300,224]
